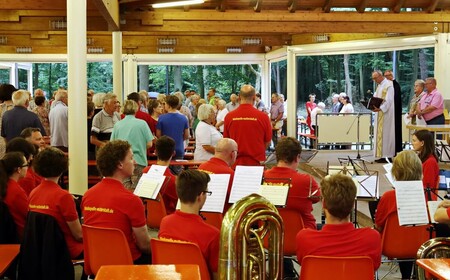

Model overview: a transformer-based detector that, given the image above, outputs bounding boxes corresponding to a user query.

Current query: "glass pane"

[0,68,10,84]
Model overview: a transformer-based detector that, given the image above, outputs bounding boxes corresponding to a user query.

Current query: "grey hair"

[197,104,215,121]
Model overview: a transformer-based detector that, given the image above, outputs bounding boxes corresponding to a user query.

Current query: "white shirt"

[216,108,229,132]
[194,121,223,161]
[340,103,354,114]
[310,107,323,126]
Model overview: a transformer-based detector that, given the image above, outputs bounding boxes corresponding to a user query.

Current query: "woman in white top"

[339,96,354,114]
[215,99,229,133]
[194,104,223,161]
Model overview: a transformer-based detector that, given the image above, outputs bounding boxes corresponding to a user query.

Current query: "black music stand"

[345,112,372,164]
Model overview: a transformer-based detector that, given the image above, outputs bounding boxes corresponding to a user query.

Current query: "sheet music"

[229,165,264,203]
[134,174,166,199]
[328,165,353,176]
[354,175,378,198]
[395,181,429,226]
[383,163,392,174]
[201,174,230,213]
[259,185,289,206]
[428,201,441,224]
[145,164,167,177]
[385,173,395,186]
[403,113,411,125]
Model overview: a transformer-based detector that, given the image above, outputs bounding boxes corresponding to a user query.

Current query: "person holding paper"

[159,170,219,280]
[296,174,381,270]
[371,70,395,163]
[407,79,426,125]
[82,140,151,264]
[142,136,178,214]
[374,150,422,279]
[223,85,272,167]
[194,104,223,161]
[412,129,439,201]
[198,138,237,212]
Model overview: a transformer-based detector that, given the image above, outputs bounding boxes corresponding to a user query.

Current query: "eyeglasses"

[21,164,29,168]
[202,191,212,196]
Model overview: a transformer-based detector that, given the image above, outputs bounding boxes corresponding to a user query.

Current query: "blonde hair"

[391,150,422,181]
[12,90,30,106]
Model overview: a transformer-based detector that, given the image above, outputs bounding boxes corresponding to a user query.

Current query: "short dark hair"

[0,152,26,199]
[321,174,356,220]
[87,101,95,116]
[176,170,210,203]
[155,136,175,161]
[127,92,141,104]
[6,137,37,159]
[96,140,131,177]
[165,95,179,109]
[20,127,41,139]
[0,84,17,102]
[34,95,46,106]
[33,147,68,178]
[275,137,301,163]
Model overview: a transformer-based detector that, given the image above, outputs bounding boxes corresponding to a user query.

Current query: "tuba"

[218,193,284,280]
[416,237,450,280]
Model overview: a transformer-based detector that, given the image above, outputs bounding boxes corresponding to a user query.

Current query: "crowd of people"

[0,75,448,280]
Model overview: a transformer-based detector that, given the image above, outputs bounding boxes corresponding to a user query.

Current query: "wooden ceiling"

[0,0,450,54]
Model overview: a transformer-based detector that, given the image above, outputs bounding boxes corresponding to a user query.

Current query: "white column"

[286,48,297,138]
[112,32,123,102]
[435,33,450,99]
[67,0,87,195]
[261,56,270,107]
[123,55,137,95]
[10,63,17,87]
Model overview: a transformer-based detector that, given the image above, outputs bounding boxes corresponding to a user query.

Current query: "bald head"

[239,85,256,104]
[214,138,238,167]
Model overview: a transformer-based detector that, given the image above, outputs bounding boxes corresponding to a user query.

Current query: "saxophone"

[218,193,284,280]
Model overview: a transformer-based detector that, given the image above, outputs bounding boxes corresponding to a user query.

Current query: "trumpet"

[219,193,284,280]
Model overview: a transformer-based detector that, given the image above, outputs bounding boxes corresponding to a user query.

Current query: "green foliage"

[0,69,10,84]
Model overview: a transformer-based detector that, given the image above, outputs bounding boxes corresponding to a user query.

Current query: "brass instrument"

[416,237,450,280]
[218,193,284,280]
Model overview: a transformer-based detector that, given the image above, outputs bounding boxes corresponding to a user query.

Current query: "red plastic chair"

[146,193,167,229]
[200,212,223,230]
[278,208,304,256]
[82,225,133,276]
[300,255,374,280]
[151,238,211,280]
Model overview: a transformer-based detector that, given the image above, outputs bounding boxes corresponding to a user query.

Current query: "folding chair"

[300,255,374,280]
[146,193,167,230]
[82,225,133,277]
[200,212,223,230]
[377,212,430,280]
[279,208,305,277]
[151,238,211,280]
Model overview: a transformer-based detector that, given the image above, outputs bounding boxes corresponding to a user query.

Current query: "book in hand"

[360,97,384,110]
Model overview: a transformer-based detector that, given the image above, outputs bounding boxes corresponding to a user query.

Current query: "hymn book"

[360,97,383,110]
[395,181,429,226]
[134,165,167,200]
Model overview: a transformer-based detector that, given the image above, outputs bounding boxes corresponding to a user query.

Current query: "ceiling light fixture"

[16,47,32,53]
[157,38,177,45]
[87,47,104,54]
[226,47,242,53]
[158,47,175,53]
[152,0,204,8]
[242,37,262,45]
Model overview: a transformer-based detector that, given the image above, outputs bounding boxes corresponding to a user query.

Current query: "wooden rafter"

[323,0,333,13]
[428,0,439,13]
[288,0,297,13]
[357,0,370,13]
[392,0,406,13]
[254,0,263,12]
[92,0,120,31]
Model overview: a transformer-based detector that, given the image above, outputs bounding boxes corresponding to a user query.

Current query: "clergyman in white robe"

[373,77,395,159]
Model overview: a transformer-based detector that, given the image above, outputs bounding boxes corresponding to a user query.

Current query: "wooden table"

[0,244,20,276]
[406,124,450,133]
[95,264,200,280]
[416,259,450,280]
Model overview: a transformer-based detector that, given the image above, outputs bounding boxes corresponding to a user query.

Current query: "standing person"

[339,96,354,114]
[110,100,153,190]
[375,150,422,280]
[407,79,426,125]
[371,70,395,163]
[412,129,439,201]
[331,93,340,113]
[215,100,229,134]
[49,90,69,152]
[207,88,216,105]
[29,147,83,260]
[156,95,189,163]
[311,102,325,136]
[158,170,219,280]
[255,93,267,112]
[0,84,16,158]
[0,152,29,240]
[270,93,284,149]
[147,99,164,157]
[296,174,381,270]
[194,104,222,161]
[82,140,151,264]
[416,77,444,125]
[223,85,272,167]
[225,93,239,112]
[32,95,50,136]
[90,93,121,149]
[305,94,316,132]
[384,70,403,155]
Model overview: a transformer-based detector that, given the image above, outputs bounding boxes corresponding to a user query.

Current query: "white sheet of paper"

[354,175,378,198]
[383,163,393,174]
[441,175,448,185]
[403,113,411,125]
[134,174,166,199]
[385,173,395,186]
[201,174,231,213]
[416,116,427,126]
[446,178,450,189]
[395,181,429,226]
[229,165,264,203]
[427,201,441,224]
[145,164,167,177]
[259,185,289,206]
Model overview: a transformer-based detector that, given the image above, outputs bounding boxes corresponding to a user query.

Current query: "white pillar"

[286,48,297,138]
[262,56,270,107]
[67,0,87,195]
[123,55,137,95]
[112,32,123,102]
[10,63,17,87]
[435,33,450,99]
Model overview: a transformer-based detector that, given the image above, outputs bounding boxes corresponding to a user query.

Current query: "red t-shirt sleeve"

[127,195,147,228]
[59,192,79,222]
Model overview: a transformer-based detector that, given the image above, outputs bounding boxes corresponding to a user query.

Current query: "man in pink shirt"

[416,77,444,125]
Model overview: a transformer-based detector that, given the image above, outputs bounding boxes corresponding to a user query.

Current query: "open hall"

[1,0,450,279]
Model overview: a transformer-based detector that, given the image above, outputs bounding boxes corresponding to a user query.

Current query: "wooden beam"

[428,0,439,13]
[392,0,406,13]
[91,0,120,31]
[288,0,297,13]
[357,0,369,13]
[323,0,333,13]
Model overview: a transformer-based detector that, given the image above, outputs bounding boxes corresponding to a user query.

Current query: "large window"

[0,68,9,84]
[270,60,287,97]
